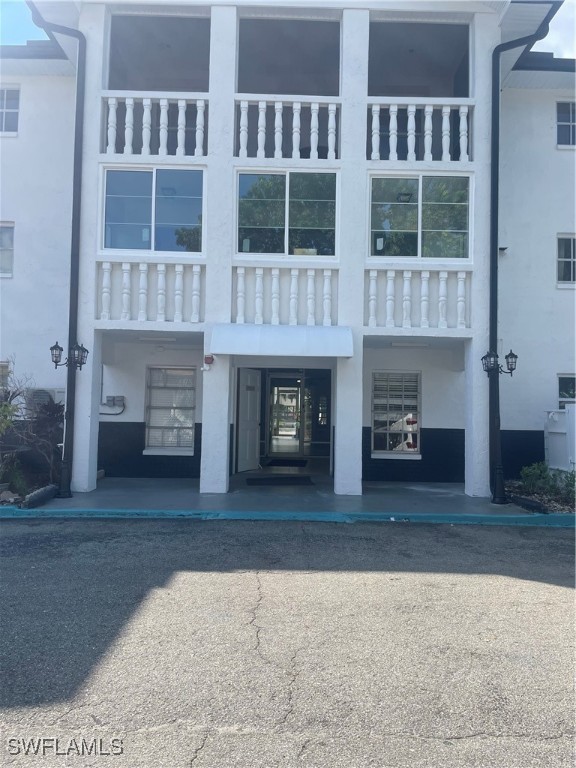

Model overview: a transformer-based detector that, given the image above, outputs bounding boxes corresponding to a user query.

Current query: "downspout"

[489,1,561,502]
[27,1,87,497]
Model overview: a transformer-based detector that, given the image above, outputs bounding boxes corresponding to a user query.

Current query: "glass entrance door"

[269,378,302,455]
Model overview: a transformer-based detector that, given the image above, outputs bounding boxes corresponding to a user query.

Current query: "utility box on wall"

[545,405,575,472]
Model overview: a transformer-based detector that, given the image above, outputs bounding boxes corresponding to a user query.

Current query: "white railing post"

[424,105,433,162]
[236,267,245,324]
[322,269,332,326]
[271,268,280,325]
[121,262,131,320]
[457,271,467,328]
[402,271,412,328]
[124,98,134,155]
[459,106,469,162]
[442,106,451,162]
[307,269,316,326]
[106,97,117,155]
[157,263,166,321]
[255,268,264,324]
[174,264,184,322]
[101,262,111,320]
[239,101,248,158]
[389,105,398,161]
[371,105,380,160]
[368,269,378,328]
[195,100,205,157]
[142,98,151,156]
[159,99,169,156]
[438,271,448,328]
[420,270,430,328]
[407,105,416,162]
[328,103,337,160]
[274,102,283,159]
[386,270,395,328]
[257,101,267,159]
[191,264,201,323]
[292,102,301,159]
[176,99,186,157]
[310,103,319,160]
[138,263,148,321]
[289,269,299,325]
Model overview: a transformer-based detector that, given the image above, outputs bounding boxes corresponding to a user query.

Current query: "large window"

[145,368,196,451]
[371,176,469,259]
[372,372,420,455]
[0,224,14,276]
[238,172,336,255]
[557,237,575,283]
[558,376,575,410]
[0,88,19,133]
[557,102,575,146]
[104,169,202,252]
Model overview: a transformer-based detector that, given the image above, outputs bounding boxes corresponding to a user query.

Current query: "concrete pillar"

[333,9,370,496]
[465,338,490,497]
[199,354,232,493]
[71,329,102,492]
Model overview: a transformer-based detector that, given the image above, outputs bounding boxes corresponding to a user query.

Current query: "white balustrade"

[233,266,337,326]
[103,93,208,156]
[234,97,340,160]
[365,268,471,329]
[97,261,205,324]
[367,99,473,162]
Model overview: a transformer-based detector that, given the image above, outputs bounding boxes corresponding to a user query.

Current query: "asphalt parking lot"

[0,519,574,768]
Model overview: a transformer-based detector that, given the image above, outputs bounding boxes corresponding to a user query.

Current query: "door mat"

[246,476,313,486]
[266,459,308,468]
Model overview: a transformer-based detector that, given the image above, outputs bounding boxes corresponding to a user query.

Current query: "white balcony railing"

[102,92,208,157]
[368,99,473,163]
[232,265,338,326]
[96,260,205,324]
[365,267,471,329]
[235,95,340,160]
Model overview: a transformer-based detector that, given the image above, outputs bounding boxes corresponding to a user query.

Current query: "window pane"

[105,224,151,249]
[239,174,285,200]
[107,170,152,197]
[105,171,152,249]
[239,227,284,253]
[557,125,572,145]
[557,259,575,282]
[239,199,285,228]
[422,231,468,259]
[289,200,336,229]
[422,203,468,231]
[0,249,13,275]
[557,102,572,121]
[559,376,576,400]
[0,226,14,249]
[157,169,202,198]
[105,196,151,224]
[289,228,335,255]
[371,202,418,231]
[423,176,468,203]
[290,173,336,201]
[4,112,18,132]
[5,90,19,109]
[372,372,420,454]
[372,231,418,257]
[372,177,418,203]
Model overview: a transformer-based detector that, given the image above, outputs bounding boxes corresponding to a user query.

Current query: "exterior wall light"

[50,341,89,370]
[481,349,518,377]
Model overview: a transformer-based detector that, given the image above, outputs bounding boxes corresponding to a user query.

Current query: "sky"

[0,0,574,57]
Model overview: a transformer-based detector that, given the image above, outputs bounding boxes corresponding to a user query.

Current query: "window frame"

[556,101,575,148]
[143,366,197,455]
[101,166,205,256]
[368,172,471,262]
[0,86,20,136]
[557,235,575,286]
[0,222,15,278]
[371,370,422,459]
[236,169,338,258]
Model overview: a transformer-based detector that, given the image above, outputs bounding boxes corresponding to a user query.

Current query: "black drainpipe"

[27,1,87,497]
[489,2,561,502]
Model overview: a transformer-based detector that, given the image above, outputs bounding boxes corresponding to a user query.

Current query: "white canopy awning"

[209,324,354,358]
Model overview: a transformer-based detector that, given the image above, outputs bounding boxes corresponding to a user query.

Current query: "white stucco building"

[1,0,574,498]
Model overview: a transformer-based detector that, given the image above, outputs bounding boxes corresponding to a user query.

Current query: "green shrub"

[519,462,575,509]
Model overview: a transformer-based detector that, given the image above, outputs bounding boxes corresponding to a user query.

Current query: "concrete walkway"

[3,476,574,526]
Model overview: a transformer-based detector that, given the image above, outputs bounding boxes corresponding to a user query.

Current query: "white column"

[333,8,369,495]
[199,353,232,493]
[71,330,102,492]
[465,338,490,497]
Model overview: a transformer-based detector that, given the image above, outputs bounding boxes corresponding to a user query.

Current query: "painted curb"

[0,506,574,527]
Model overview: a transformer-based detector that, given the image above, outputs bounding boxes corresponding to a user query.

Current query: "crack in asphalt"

[189,731,209,766]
